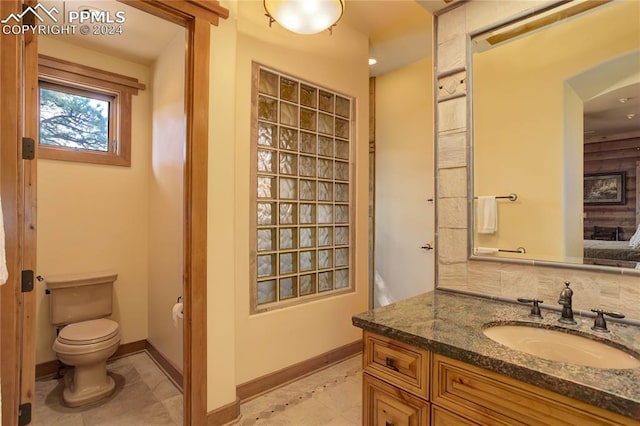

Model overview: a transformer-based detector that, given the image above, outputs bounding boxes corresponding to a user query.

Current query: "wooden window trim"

[37,54,145,167]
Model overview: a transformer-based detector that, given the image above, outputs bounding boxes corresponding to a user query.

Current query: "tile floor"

[34,352,362,426]
[239,355,362,426]
[34,352,183,426]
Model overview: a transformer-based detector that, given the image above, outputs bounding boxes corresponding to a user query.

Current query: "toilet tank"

[46,271,118,326]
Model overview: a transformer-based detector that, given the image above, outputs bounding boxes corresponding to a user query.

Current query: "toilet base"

[62,368,115,408]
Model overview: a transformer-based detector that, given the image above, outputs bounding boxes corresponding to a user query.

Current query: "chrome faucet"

[557,281,577,325]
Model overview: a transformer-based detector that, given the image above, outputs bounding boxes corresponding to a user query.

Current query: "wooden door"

[1,1,38,424]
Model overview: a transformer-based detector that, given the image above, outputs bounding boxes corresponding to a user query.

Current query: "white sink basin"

[483,325,640,369]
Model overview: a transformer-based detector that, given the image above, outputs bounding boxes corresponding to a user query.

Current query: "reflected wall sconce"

[264,0,344,35]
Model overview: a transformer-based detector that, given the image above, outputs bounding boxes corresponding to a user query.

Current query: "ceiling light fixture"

[627,113,636,119]
[368,58,377,66]
[264,0,344,35]
[618,97,630,103]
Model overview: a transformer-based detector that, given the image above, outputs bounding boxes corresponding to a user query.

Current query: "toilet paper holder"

[172,296,184,324]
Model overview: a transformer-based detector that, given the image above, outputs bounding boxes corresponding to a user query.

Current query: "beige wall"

[148,31,186,370]
[207,0,239,410]
[204,0,369,407]
[374,57,435,305]
[36,37,151,363]
[562,86,583,259]
[230,0,369,389]
[473,1,639,261]
[435,1,640,320]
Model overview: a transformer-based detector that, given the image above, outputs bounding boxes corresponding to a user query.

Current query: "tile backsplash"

[434,1,640,321]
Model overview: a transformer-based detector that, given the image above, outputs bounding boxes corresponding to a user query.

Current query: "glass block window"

[252,64,354,312]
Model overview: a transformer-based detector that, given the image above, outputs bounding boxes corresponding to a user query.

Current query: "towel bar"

[474,193,517,201]
[499,247,526,254]
[474,247,526,255]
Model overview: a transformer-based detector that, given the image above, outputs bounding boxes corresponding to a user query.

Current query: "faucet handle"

[517,298,544,319]
[590,309,625,333]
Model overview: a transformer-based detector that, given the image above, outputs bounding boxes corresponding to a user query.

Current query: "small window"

[37,55,145,166]
[39,82,114,152]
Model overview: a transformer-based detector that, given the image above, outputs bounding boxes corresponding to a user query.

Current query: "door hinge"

[21,4,35,26]
[21,270,34,293]
[22,137,35,160]
[18,402,32,426]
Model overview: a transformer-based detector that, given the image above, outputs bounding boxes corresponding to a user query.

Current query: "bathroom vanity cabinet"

[363,332,430,425]
[363,331,636,425]
[353,292,640,426]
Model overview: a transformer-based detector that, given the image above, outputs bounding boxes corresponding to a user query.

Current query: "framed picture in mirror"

[584,172,626,205]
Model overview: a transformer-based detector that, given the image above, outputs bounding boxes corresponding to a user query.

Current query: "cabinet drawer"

[364,331,430,399]
[364,372,429,426]
[432,353,637,426]
[431,405,478,426]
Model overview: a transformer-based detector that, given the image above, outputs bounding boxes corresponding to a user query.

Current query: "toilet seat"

[57,319,120,345]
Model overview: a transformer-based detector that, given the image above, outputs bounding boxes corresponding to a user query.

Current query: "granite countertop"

[352,290,640,420]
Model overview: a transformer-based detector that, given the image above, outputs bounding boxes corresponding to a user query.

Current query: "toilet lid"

[58,319,119,345]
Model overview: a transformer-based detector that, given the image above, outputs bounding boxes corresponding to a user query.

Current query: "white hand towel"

[0,197,8,285]
[477,196,497,234]
[474,247,499,255]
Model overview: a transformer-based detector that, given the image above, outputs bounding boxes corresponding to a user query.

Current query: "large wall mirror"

[471,0,640,272]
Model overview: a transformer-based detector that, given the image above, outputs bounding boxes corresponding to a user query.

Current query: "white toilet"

[46,271,121,407]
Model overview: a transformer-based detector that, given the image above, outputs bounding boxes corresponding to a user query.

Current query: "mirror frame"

[466,1,640,277]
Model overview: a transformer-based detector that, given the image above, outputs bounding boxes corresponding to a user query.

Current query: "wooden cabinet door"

[364,331,430,399]
[432,353,637,426]
[364,372,429,426]
[431,405,479,426]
